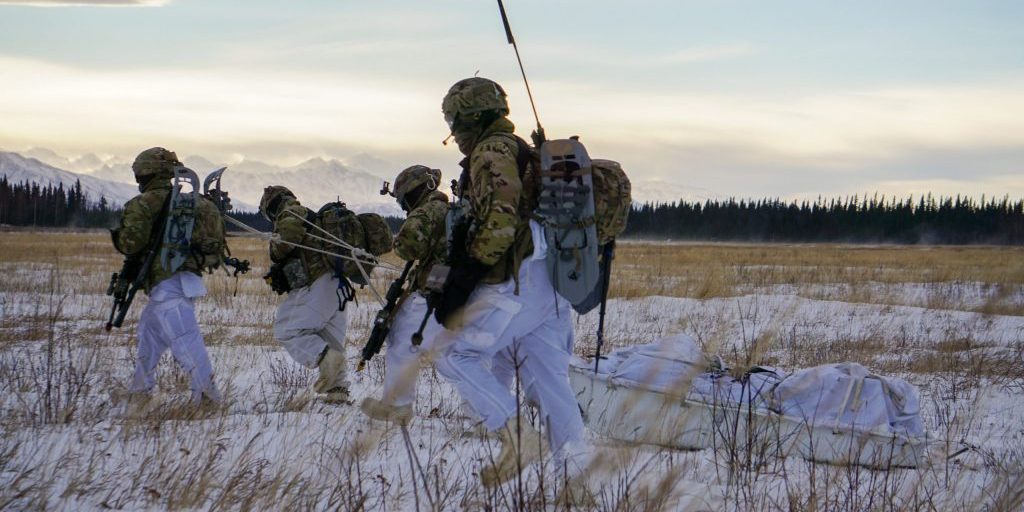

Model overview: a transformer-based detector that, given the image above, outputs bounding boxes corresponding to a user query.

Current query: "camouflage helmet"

[392,165,441,207]
[259,185,295,220]
[442,77,509,130]
[131,147,181,180]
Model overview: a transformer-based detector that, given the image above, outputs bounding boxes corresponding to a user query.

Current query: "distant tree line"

[626,195,1024,245]
[5,177,1022,244]
[0,178,405,236]
[0,177,119,227]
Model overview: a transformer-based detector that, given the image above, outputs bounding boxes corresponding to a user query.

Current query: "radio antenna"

[497,0,545,142]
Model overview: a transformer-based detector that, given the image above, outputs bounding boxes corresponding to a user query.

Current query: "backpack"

[190,197,227,270]
[316,202,393,285]
[590,159,631,245]
[161,167,226,274]
[528,137,631,314]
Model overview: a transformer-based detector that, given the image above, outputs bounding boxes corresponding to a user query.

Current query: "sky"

[0,0,1021,200]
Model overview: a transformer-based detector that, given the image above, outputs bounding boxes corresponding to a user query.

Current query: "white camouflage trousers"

[434,221,586,455]
[130,272,221,403]
[377,292,544,411]
[381,291,445,407]
[273,273,350,389]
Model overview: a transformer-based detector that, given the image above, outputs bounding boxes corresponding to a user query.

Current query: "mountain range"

[0,151,139,207]
[2,148,714,216]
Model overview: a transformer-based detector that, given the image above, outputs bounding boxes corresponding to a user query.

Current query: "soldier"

[111,147,224,405]
[360,165,447,424]
[431,77,589,486]
[259,186,350,402]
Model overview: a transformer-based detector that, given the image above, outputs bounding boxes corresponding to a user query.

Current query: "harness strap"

[332,255,356,311]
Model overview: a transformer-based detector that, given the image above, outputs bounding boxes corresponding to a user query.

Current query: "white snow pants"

[381,291,444,407]
[273,273,349,387]
[130,272,221,403]
[434,221,585,454]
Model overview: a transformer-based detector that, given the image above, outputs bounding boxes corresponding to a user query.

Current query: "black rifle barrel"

[359,259,416,369]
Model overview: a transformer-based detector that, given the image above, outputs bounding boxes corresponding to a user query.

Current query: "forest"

[3,177,1022,244]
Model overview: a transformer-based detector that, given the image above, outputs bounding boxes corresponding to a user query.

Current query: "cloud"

[1,56,1021,199]
[531,78,1024,164]
[0,0,168,6]
[0,56,445,162]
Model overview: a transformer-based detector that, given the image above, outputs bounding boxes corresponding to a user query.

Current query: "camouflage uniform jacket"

[269,196,330,283]
[462,117,534,284]
[114,180,226,293]
[393,190,449,292]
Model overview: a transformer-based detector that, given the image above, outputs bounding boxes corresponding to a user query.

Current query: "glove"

[431,257,490,328]
[263,262,291,295]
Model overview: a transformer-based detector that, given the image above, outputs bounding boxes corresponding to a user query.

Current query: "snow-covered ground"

[1,233,1022,510]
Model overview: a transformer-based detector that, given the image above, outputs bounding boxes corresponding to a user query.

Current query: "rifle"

[358,259,416,371]
[105,193,173,331]
[223,257,250,276]
[593,240,615,373]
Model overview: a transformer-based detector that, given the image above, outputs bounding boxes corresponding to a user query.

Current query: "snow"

[2,255,1022,510]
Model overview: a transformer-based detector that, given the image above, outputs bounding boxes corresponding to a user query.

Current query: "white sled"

[570,346,931,469]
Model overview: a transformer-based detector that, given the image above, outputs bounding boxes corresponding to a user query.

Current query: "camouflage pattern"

[131,147,181,180]
[392,165,441,209]
[356,213,394,256]
[192,197,227,269]
[394,190,449,290]
[441,77,509,130]
[463,118,537,284]
[259,185,295,220]
[268,195,330,283]
[590,159,632,245]
[113,177,226,293]
[443,77,535,284]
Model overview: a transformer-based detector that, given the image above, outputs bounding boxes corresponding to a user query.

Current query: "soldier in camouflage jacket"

[430,78,588,487]
[111,147,223,407]
[259,186,350,402]
[361,165,449,424]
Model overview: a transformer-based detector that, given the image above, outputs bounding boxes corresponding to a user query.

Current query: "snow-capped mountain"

[0,151,138,207]
[630,179,717,205]
[78,152,401,214]
[21,147,126,175]
[6,147,717,216]
[202,157,402,216]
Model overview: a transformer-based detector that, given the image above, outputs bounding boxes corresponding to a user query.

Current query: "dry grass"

[0,231,1022,510]
[611,241,1024,315]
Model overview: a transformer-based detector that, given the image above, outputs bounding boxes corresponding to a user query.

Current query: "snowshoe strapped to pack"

[160,166,229,275]
[537,138,602,314]
[534,139,632,314]
[160,166,200,274]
